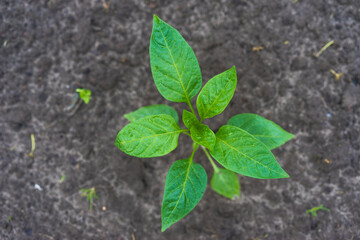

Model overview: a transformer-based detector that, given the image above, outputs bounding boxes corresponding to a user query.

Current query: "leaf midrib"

[217,137,286,176]
[251,135,288,138]
[158,24,192,105]
[118,129,185,144]
[164,159,192,224]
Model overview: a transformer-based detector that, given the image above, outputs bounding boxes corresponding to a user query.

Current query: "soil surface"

[1,0,360,239]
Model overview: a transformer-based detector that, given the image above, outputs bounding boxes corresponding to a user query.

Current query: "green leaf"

[210,125,289,179]
[76,88,92,104]
[211,168,240,199]
[190,124,216,150]
[161,158,207,232]
[182,110,215,149]
[150,15,202,103]
[227,113,294,150]
[124,104,179,123]
[115,114,185,158]
[182,110,199,129]
[197,66,237,120]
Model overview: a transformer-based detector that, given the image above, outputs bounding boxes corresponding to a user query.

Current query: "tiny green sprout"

[80,187,98,211]
[115,15,294,231]
[8,216,12,222]
[76,88,92,104]
[306,205,330,217]
[59,174,66,183]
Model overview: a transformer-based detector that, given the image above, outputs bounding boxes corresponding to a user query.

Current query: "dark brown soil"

[1,0,360,239]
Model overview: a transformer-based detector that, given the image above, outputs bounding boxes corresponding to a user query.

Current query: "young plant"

[59,174,66,183]
[80,187,98,211]
[115,15,294,231]
[306,205,330,217]
[76,88,92,104]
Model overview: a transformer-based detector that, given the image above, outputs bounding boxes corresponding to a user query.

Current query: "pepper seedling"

[115,15,294,232]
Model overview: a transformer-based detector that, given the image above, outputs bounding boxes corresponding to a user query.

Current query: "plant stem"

[190,142,199,162]
[201,146,220,173]
[187,101,197,118]
[183,132,191,137]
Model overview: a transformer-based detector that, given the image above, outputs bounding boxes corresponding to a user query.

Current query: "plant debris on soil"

[0,0,359,239]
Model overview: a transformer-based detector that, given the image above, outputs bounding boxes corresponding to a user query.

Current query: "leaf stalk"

[190,142,199,161]
[187,101,197,118]
[201,146,220,173]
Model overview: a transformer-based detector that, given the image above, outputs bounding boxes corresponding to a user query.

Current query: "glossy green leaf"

[76,88,92,104]
[190,124,216,150]
[161,158,207,232]
[227,113,294,150]
[182,110,199,129]
[197,66,237,120]
[211,168,240,199]
[210,125,289,179]
[124,104,179,123]
[115,114,185,158]
[150,15,202,103]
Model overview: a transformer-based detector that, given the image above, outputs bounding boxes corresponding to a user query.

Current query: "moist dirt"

[1,0,360,239]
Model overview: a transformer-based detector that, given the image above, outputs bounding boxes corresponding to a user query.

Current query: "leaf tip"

[282,171,290,178]
[288,133,295,140]
[153,14,160,23]
[228,65,236,74]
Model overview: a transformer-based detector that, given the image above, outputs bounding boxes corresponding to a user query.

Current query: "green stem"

[183,132,191,137]
[201,146,220,173]
[187,101,196,117]
[190,142,199,162]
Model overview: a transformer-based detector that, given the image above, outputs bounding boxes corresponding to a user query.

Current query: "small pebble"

[34,184,43,191]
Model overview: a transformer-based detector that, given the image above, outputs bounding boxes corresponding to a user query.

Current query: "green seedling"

[59,174,66,183]
[115,15,294,232]
[28,134,35,158]
[306,205,330,217]
[80,187,98,211]
[76,88,92,104]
